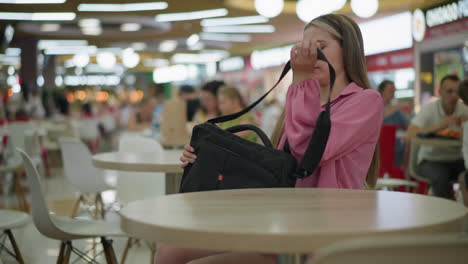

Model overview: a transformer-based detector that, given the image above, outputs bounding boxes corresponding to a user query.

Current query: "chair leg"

[98,194,105,219]
[13,173,29,212]
[71,195,83,218]
[56,241,66,264]
[150,242,157,264]
[120,238,133,264]
[63,241,72,264]
[5,230,24,264]
[101,237,118,264]
[95,193,105,220]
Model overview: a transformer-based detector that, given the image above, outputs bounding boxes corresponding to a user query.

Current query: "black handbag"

[179,49,336,193]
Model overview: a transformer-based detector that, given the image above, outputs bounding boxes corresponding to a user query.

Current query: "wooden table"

[92,150,183,194]
[120,188,467,264]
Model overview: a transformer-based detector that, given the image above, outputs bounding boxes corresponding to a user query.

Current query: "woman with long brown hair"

[157,13,383,264]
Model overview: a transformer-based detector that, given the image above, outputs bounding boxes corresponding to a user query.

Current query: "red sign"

[366,48,414,72]
[424,17,468,40]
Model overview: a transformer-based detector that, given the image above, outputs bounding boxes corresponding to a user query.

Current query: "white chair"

[0,209,30,263]
[59,137,116,219]
[8,122,34,152]
[407,140,432,194]
[117,136,165,264]
[17,149,125,264]
[311,233,468,264]
[116,136,165,203]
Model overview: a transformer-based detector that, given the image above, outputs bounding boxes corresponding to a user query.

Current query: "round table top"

[120,188,468,254]
[93,150,183,173]
[412,137,461,147]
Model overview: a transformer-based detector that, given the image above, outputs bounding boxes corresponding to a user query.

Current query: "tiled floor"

[1,168,155,264]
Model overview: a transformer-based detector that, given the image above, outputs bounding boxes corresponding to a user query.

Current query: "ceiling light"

[120,23,142,32]
[44,45,97,55]
[97,52,116,69]
[79,18,100,28]
[82,28,102,36]
[78,2,168,12]
[200,33,251,42]
[55,76,63,86]
[171,52,229,64]
[0,0,66,3]
[12,84,21,93]
[186,34,200,46]
[201,15,268,27]
[5,48,21,56]
[7,66,15,75]
[351,0,379,18]
[155,8,228,22]
[144,58,169,67]
[159,40,177,52]
[0,12,76,21]
[153,65,189,84]
[38,40,87,49]
[254,0,283,18]
[40,23,61,32]
[131,42,147,51]
[188,42,204,51]
[73,53,90,68]
[202,25,275,33]
[122,48,140,68]
[37,75,45,87]
[296,0,331,22]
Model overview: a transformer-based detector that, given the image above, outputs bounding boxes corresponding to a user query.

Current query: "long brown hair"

[271,14,379,189]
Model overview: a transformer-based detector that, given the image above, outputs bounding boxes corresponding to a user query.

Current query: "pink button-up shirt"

[279,78,383,189]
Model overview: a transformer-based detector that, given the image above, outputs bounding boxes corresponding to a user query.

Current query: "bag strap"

[208,48,335,124]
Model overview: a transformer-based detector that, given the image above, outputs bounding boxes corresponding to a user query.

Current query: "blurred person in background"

[127,97,157,132]
[217,86,258,142]
[378,80,408,166]
[179,85,200,122]
[260,98,282,138]
[408,74,467,198]
[193,80,224,123]
[456,78,468,206]
[24,90,46,119]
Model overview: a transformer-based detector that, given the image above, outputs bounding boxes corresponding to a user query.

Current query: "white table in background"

[92,149,183,194]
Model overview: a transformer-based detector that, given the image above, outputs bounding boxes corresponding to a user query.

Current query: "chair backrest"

[24,129,41,157]
[407,139,429,183]
[312,234,468,264]
[17,149,68,240]
[59,137,109,193]
[117,136,165,203]
[119,136,164,154]
[8,122,34,150]
[379,125,397,176]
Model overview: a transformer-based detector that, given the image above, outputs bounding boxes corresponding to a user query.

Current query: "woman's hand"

[291,41,319,85]
[180,144,197,168]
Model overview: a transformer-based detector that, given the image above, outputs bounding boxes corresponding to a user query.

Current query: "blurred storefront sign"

[413,0,468,42]
[366,48,413,72]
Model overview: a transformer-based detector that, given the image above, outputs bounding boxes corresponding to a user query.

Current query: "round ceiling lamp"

[97,52,116,69]
[351,0,379,18]
[73,53,90,68]
[296,0,331,23]
[255,0,284,18]
[122,48,140,68]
